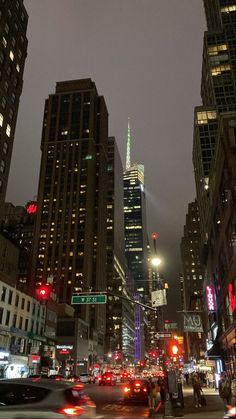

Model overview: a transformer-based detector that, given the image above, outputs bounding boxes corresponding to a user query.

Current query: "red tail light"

[135,382,141,387]
[106,377,111,380]
[143,388,147,392]
[56,406,85,416]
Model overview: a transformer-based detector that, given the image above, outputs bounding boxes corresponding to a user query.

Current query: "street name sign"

[71,295,107,304]
[151,332,172,339]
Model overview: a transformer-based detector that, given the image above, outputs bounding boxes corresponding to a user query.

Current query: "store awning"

[206,337,222,359]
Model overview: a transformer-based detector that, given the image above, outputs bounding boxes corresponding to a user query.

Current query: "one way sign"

[151,332,172,339]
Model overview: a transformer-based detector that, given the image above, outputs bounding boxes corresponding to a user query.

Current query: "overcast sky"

[6,0,206,317]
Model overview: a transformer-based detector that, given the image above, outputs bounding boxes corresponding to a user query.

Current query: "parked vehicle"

[0,378,96,418]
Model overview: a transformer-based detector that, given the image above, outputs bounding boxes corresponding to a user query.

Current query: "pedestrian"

[148,381,159,414]
[230,373,236,407]
[219,372,231,417]
[158,377,166,404]
[192,373,202,408]
[185,372,189,385]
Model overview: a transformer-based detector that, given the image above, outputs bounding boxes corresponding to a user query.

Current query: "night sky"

[6,1,206,317]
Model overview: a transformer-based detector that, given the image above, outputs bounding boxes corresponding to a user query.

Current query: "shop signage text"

[206,285,216,311]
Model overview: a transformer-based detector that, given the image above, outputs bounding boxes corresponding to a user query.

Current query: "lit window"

[16,64,20,72]
[9,50,14,61]
[221,5,236,13]
[4,23,9,34]
[211,64,231,76]
[1,97,6,109]
[0,113,3,126]
[6,124,11,137]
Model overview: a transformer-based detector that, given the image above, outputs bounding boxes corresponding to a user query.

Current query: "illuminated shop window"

[9,50,14,61]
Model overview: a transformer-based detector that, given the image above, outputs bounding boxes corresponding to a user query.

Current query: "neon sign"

[26,201,37,215]
[206,285,216,311]
[228,283,236,313]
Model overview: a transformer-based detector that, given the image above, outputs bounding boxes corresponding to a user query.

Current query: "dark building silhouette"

[31,79,109,357]
[192,0,236,374]
[0,1,28,218]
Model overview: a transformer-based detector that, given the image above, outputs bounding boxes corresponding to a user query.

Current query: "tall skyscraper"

[192,0,236,372]
[180,200,204,310]
[123,120,148,297]
[31,79,109,353]
[0,1,28,218]
[123,120,148,362]
[105,137,134,363]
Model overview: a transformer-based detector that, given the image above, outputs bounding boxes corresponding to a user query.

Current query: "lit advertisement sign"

[228,283,236,313]
[206,285,216,311]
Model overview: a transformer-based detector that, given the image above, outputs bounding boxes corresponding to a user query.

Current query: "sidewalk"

[155,385,225,418]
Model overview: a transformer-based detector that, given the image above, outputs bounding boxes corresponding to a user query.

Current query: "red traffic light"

[36,284,51,300]
[171,344,179,355]
[167,340,182,357]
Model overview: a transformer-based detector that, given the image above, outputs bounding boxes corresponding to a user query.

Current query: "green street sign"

[71,294,107,305]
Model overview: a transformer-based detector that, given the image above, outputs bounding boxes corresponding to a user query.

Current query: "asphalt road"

[84,383,226,419]
[85,382,150,418]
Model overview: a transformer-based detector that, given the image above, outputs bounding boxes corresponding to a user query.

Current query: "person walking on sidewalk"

[192,373,202,408]
[230,374,236,407]
[219,372,231,417]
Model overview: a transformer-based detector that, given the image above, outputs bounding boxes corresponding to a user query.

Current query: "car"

[98,372,117,386]
[124,379,149,404]
[79,373,90,384]
[66,374,81,383]
[121,371,131,382]
[48,374,65,381]
[0,378,96,418]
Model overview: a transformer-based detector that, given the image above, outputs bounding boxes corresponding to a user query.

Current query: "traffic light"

[36,283,51,301]
[167,340,182,357]
[149,350,158,359]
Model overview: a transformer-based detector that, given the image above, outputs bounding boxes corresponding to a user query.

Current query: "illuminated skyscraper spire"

[126,117,131,170]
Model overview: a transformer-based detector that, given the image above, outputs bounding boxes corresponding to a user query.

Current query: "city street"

[85,384,225,419]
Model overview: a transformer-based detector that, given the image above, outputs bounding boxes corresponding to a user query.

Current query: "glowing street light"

[151,257,161,267]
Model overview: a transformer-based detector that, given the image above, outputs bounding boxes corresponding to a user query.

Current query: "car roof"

[0,378,77,390]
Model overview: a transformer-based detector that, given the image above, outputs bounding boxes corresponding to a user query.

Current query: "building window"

[2,37,7,48]
[12,314,17,328]
[1,287,6,302]
[0,160,5,173]
[21,298,25,310]
[25,318,29,331]
[3,142,8,154]
[0,307,3,324]
[11,93,15,103]
[1,97,6,109]
[16,64,20,73]
[15,294,19,307]
[4,23,9,34]
[9,50,14,61]
[5,310,10,326]
[6,124,11,137]
[27,300,30,312]
[9,108,14,120]
[19,316,23,329]
[8,290,13,305]
[12,37,16,47]
[4,81,8,92]
[0,113,3,126]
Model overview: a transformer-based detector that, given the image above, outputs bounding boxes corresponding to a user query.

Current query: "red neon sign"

[229,283,236,313]
[206,285,216,311]
[26,201,37,214]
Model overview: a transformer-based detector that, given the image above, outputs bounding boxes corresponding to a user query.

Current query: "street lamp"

[151,257,162,267]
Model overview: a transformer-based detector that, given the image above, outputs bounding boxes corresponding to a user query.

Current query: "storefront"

[0,350,9,378]
[5,354,29,378]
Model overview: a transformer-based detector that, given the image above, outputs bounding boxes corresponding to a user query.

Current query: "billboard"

[151,289,167,307]
[183,313,203,332]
